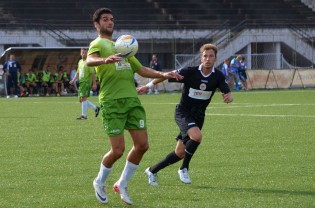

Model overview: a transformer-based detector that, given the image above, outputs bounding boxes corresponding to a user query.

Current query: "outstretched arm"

[137,67,183,94]
[87,52,122,67]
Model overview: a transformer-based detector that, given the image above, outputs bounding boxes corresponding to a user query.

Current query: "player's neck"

[202,67,212,75]
[99,34,112,40]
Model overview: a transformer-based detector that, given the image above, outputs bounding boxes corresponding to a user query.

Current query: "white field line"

[206,103,315,118]
[145,103,315,110]
[207,103,311,109]
[206,113,315,118]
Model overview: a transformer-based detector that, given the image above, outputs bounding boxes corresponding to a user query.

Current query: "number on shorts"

[139,120,145,128]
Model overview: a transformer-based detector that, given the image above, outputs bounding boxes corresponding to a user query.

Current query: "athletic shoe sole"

[113,183,132,205]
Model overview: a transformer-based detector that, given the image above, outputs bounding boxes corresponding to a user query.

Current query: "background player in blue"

[230,55,242,90]
[3,54,22,98]
[221,58,230,83]
[138,43,233,185]
[239,56,248,91]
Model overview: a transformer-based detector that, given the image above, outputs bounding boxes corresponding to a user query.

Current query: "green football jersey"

[25,73,37,82]
[50,72,58,83]
[42,71,50,82]
[77,59,94,84]
[88,37,142,102]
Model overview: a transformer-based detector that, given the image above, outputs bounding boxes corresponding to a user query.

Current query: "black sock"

[150,151,181,174]
[180,139,200,170]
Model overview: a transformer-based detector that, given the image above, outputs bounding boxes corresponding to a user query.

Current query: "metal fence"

[175,53,315,70]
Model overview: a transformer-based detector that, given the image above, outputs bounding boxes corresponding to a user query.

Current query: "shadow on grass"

[195,186,315,196]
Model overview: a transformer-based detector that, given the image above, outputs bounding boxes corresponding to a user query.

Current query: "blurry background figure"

[147,54,161,94]
[70,68,78,93]
[17,70,28,97]
[239,56,248,91]
[229,55,242,91]
[59,65,69,95]
[221,58,230,83]
[51,66,66,96]
[69,48,99,120]
[3,54,21,98]
[24,68,38,96]
[0,64,5,96]
[39,65,52,96]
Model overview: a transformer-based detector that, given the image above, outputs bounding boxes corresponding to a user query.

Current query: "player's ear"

[93,22,99,30]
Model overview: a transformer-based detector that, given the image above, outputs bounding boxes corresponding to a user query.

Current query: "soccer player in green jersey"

[70,48,99,120]
[86,8,182,205]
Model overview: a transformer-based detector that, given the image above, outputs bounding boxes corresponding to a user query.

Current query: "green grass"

[0,89,315,208]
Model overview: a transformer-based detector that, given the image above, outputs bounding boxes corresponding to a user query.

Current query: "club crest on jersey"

[200,83,207,90]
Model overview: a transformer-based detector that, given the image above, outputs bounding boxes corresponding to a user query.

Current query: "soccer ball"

[115,35,138,58]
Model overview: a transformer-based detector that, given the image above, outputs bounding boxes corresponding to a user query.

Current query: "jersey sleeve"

[88,39,101,56]
[127,56,142,72]
[217,70,230,94]
[168,67,193,83]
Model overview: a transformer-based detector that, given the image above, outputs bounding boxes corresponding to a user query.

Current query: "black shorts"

[174,104,205,144]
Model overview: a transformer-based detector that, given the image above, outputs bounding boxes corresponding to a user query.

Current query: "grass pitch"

[0,89,314,207]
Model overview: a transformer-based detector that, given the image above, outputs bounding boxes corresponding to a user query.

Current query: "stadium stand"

[0,0,314,30]
[0,0,315,70]
[1,0,315,97]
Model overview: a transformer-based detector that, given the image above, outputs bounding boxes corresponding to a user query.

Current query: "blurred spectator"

[239,56,248,91]
[147,54,161,94]
[18,71,28,97]
[40,65,52,96]
[59,65,69,94]
[3,54,21,98]
[24,68,38,96]
[69,68,78,93]
[221,58,230,83]
[50,67,58,96]
[230,55,242,91]
[0,64,5,94]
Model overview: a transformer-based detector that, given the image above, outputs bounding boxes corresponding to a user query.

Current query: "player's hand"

[222,92,233,104]
[137,86,149,94]
[104,54,122,64]
[69,80,74,85]
[163,72,183,80]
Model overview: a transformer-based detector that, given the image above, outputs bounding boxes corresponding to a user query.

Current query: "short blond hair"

[236,55,243,60]
[200,43,218,57]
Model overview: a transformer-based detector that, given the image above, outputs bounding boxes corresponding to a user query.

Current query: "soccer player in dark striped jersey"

[139,43,233,185]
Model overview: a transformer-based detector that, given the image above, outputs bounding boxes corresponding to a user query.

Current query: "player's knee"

[111,146,125,159]
[192,135,202,143]
[175,149,185,159]
[189,131,202,143]
[135,142,149,155]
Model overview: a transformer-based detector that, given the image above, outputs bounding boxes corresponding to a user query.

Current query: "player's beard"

[100,27,113,36]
